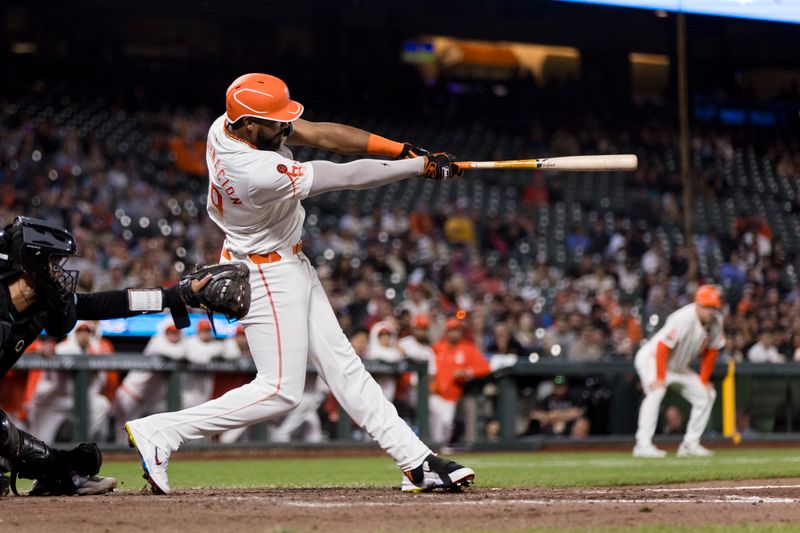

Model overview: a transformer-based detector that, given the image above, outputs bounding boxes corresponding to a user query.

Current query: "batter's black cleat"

[401,454,475,493]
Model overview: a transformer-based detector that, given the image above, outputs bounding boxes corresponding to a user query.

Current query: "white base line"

[222,496,800,507]
[646,484,800,492]
[583,484,800,494]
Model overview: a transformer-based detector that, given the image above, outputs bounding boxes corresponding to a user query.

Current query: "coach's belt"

[222,241,302,264]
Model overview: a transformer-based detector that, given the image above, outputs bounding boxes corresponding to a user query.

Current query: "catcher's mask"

[0,217,78,303]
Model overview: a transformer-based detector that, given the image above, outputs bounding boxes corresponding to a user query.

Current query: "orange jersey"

[431,339,490,403]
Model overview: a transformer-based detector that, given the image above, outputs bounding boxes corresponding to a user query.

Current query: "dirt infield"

[3,478,800,532]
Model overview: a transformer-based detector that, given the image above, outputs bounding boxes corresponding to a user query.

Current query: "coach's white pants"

[428,394,457,445]
[634,349,716,447]
[133,253,430,471]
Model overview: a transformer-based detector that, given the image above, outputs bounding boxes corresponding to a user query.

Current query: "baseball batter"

[126,72,474,494]
[633,285,724,458]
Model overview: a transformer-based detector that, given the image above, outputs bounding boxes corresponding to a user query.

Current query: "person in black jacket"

[0,216,206,496]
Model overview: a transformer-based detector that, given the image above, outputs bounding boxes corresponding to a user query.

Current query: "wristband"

[366,134,403,158]
[128,289,163,311]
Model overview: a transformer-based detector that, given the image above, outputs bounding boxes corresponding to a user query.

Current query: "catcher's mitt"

[179,263,250,329]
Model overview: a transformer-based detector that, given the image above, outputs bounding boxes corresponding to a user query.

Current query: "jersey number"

[210,186,224,217]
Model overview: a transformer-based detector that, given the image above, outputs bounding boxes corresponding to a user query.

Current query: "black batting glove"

[398,142,431,160]
[421,152,463,181]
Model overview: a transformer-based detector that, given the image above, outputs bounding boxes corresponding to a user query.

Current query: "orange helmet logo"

[225,73,304,123]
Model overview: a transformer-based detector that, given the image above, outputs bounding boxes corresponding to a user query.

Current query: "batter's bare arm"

[288,119,427,159]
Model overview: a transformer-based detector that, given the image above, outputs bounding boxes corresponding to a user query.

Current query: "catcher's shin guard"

[1,409,102,495]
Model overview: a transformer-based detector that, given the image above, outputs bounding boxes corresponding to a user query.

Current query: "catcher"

[0,216,250,496]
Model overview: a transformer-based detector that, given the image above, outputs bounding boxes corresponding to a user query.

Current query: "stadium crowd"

[2,89,800,443]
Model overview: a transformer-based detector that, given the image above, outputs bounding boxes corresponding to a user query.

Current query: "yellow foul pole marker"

[722,359,741,445]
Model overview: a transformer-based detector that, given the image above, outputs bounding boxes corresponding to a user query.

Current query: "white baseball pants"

[133,252,430,471]
[634,349,716,447]
[428,394,457,445]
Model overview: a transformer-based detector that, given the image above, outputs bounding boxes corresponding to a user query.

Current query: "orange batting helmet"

[225,73,304,123]
[695,285,722,309]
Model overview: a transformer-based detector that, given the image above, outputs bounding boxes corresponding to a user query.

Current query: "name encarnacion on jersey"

[207,142,242,216]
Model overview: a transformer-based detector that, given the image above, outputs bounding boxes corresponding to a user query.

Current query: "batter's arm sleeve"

[307,158,424,197]
[287,119,404,157]
[699,348,719,384]
[655,341,671,381]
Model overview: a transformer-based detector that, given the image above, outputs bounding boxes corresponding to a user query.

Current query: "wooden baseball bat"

[455,154,638,172]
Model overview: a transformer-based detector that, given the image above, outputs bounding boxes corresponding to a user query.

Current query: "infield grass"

[89,448,800,491]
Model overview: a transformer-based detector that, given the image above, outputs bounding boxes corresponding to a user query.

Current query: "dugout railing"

[13,355,800,446]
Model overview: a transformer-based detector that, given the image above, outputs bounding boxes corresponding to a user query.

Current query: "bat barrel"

[457,154,638,172]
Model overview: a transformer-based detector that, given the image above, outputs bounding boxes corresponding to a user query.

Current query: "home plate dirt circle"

[4,479,800,533]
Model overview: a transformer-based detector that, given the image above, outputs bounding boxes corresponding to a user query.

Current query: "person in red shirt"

[429,318,490,445]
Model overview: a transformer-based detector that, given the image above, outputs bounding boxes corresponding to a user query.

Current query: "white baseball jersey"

[205,114,314,254]
[638,303,725,371]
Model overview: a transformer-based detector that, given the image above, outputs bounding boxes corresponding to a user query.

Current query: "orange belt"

[222,241,302,264]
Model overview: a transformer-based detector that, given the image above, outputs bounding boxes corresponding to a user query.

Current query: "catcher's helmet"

[0,217,78,305]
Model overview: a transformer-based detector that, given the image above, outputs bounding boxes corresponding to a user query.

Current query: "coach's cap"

[165,325,180,334]
[197,320,213,333]
[695,285,722,309]
[445,318,464,331]
[226,73,304,123]
[411,315,431,329]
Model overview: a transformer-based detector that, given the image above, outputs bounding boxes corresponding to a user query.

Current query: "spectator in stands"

[443,199,476,247]
[514,312,537,353]
[349,329,369,358]
[747,329,786,363]
[365,319,404,401]
[568,324,605,362]
[487,322,524,356]
[180,320,225,408]
[609,301,642,348]
[545,314,576,359]
[429,318,490,445]
[28,322,112,443]
[111,321,186,443]
[566,225,591,254]
[222,324,251,360]
[527,376,590,438]
[398,315,435,364]
[661,406,685,435]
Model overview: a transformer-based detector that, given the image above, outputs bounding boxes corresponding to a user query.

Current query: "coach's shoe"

[125,422,171,494]
[401,454,475,493]
[632,443,667,458]
[677,442,714,457]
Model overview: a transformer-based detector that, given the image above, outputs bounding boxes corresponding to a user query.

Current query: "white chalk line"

[466,456,800,469]
[645,484,800,493]
[220,495,800,507]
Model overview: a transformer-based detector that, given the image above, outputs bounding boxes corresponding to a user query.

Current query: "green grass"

[88,448,800,492]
